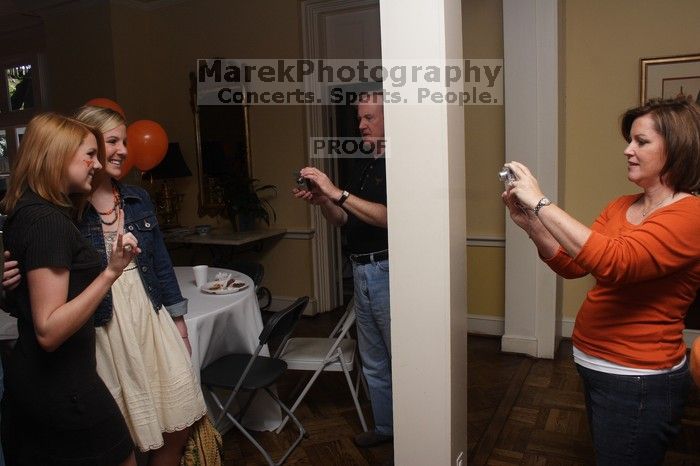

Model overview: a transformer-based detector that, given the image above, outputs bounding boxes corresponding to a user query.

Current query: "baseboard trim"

[501,334,538,356]
[470,315,699,350]
[684,328,700,347]
[560,318,574,338]
[467,314,505,335]
[467,314,575,337]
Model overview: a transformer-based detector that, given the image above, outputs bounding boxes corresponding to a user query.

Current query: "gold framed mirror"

[189,66,252,217]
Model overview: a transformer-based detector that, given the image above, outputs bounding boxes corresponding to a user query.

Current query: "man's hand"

[291,167,348,227]
[299,167,343,202]
[292,187,331,206]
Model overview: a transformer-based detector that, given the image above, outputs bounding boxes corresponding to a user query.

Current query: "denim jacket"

[79,181,187,326]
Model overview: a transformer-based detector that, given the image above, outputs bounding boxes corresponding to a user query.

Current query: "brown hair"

[621,98,700,193]
[1,113,105,213]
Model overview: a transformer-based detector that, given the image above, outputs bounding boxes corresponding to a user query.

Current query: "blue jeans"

[352,258,393,435]
[576,361,690,466]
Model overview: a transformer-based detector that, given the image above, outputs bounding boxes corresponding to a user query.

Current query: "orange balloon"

[127,120,168,172]
[118,151,137,179]
[85,98,126,118]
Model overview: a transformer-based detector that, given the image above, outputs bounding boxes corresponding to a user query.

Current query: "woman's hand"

[502,190,534,234]
[173,316,191,355]
[502,160,591,259]
[106,232,140,277]
[2,251,21,291]
[504,161,546,210]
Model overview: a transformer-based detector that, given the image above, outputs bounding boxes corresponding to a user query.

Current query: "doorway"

[301,0,381,313]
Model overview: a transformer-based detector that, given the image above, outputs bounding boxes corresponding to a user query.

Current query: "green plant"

[219,174,277,229]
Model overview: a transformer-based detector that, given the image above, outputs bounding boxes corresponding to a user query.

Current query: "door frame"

[301,0,381,312]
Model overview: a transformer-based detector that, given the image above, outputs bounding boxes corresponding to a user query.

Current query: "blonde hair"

[73,105,127,134]
[1,112,105,213]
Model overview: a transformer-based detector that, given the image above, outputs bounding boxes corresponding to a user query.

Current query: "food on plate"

[226,278,246,289]
[203,272,246,292]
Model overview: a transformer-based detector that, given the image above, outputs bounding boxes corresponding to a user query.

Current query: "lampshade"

[142,142,193,180]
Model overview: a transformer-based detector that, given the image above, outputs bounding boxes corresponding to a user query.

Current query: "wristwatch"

[335,190,350,206]
[533,197,552,216]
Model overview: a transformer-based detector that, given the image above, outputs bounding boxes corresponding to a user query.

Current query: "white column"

[380,0,468,464]
[502,0,561,358]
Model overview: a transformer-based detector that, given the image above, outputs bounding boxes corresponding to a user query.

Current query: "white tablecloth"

[0,310,17,342]
[176,266,282,431]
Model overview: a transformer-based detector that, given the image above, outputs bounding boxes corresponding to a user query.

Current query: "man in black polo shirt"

[294,91,392,448]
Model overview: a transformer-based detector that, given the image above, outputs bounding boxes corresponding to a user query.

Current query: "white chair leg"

[287,371,313,404]
[212,387,305,466]
[340,355,368,432]
[355,358,370,399]
[225,410,276,466]
[275,366,326,434]
[264,387,306,465]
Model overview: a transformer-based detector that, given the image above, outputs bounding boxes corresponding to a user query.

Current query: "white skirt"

[95,265,207,452]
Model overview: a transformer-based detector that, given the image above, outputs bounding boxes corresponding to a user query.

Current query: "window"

[5,63,35,112]
[0,54,45,194]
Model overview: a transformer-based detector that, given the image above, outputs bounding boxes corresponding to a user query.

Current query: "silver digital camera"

[295,171,312,191]
[498,165,516,185]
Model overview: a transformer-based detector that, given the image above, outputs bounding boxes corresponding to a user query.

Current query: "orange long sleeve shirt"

[545,194,700,369]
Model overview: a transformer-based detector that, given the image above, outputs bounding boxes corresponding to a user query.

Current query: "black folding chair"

[200,296,309,466]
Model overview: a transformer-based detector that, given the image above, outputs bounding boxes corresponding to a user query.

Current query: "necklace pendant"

[640,193,674,217]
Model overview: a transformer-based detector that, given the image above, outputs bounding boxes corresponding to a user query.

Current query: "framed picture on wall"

[640,53,700,104]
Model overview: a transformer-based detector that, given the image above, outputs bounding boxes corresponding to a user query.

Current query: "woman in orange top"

[502,98,700,466]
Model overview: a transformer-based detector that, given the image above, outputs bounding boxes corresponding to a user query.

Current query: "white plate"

[200,280,249,295]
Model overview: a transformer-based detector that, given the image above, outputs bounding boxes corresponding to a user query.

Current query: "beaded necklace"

[94,184,121,226]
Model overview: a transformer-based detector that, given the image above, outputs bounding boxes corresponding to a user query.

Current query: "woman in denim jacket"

[74,106,206,465]
[81,182,187,328]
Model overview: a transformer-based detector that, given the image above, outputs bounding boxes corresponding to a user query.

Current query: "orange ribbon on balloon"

[126,120,169,172]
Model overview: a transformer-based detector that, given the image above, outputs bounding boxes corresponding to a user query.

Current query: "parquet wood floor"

[468,336,700,466]
[220,310,700,465]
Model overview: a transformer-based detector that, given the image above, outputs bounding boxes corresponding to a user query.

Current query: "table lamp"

[142,142,193,228]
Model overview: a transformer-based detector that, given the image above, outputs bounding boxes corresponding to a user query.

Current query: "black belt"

[349,249,388,265]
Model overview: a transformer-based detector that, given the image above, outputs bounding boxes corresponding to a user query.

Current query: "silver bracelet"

[533,197,552,216]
